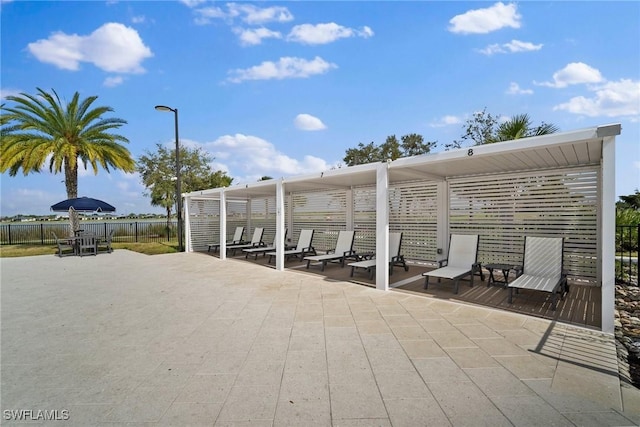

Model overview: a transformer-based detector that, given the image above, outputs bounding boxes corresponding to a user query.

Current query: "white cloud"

[478,39,542,55]
[205,134,331,182]
[226,56,337,83]
[287,23,374,45]
[131,15,146,24]
[449,2,521,34]
[193,3,293,25]
[228,3,293,25]
[429,115,462,127]
[553,79,640,118]
[536,62,603,88]
[1,87,22,99]
[233,27,282,46]
[103,76,124,87]
[180,0,206,7]
[294,114,327,131]
[27,23,153,74]
[506,82,533,95]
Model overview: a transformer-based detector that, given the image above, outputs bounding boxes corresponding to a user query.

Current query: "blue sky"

[1,1,639,216]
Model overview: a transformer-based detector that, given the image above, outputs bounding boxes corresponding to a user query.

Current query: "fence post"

[135,222,138,242]
[8,224,11,245]
[40,223,44,244]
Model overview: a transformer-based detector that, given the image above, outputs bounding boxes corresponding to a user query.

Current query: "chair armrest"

[438,259,448,268]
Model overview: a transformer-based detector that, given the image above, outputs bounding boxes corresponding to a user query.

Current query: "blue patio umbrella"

[51,196,116,213]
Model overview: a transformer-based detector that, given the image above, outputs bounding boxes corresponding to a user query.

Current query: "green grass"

[0,241,180,257]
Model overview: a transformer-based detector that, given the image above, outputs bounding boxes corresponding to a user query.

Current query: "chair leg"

[306,260,311,269]
[508,287,513,303]
[350,266,355,277]
[424,276,430,290]
[454,279,460,294]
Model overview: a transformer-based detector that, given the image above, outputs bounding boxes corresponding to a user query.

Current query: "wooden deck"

[204,252,602,330]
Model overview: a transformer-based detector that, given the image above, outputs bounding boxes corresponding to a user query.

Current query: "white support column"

[375,162,390,291]
[275,180,285,271]
[436,180,449,263]
[601,136,616,334]
[219,189,227,260]
[246,199,252,237]
[184,196,192,252]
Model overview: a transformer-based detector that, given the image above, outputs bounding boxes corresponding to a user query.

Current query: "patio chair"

[97,229,114,253]
[243,229,288,260]
[226,227,265,255]
[423,234,483,294]
[207,226,245,252]
[348,232,408,279]
[77,232,97,257]
[267,229,316,263]
[53,232,76,257]
[304,230,356,271]
[507,236,568,311]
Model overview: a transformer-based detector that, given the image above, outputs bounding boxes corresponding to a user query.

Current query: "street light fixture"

[155,105,183,252]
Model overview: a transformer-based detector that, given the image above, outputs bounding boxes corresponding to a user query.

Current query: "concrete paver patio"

[1,250,640,426]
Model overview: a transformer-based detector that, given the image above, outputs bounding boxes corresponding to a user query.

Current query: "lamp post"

[155,105,183,252]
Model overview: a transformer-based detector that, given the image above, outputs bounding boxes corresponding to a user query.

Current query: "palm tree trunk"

[65,158,79,237]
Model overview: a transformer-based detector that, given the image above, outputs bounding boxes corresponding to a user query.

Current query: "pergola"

[184,124,620,333]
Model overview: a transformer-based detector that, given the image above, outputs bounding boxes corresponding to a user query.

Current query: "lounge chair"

[267,229,316,263]
[243,229,288,260]
[304,230,356,271]
[207,226,245,252]
[423,234,483,294]
[226,227,265,255]
[348,232,408,279]
[507,236,568,310]
[97,229,114,253]
[53,232,76,257]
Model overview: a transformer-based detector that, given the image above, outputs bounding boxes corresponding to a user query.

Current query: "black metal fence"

[617,224,639,286]
[0,221,178,245]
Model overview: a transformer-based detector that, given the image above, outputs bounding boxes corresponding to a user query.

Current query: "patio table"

[485,263,522,287]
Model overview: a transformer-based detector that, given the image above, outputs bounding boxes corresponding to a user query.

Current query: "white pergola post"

[601,136,616,334]
[346,188,354,231]
[375,162,390,291]
[436,181,449,262]
[184,196,192,252]
[219,189,227,260]
[275,180,285,271]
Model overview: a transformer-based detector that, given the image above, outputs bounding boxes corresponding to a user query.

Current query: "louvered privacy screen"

[449,166,599,284]
[187,166,599,285]
[291,189,347,251]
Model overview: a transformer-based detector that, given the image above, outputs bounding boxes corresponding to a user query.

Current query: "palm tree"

[1,88,135,233]
[491,113,559,142]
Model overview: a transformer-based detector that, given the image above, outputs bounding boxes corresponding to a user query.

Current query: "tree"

[1,88,135,235]
[492,113,560,142]
[448,108,499,149]
[449,108,559,149]
[137,143,233,225]
[618,190,640,211]
[343,133,437,166]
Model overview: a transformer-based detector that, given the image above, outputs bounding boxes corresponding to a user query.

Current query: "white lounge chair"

[304,230,356,271]
[226,227,265,255]
[207,226,245,252]
[348,232,408,279]
[423,234,483,294]
[508,236,568,310]
[267,229,316,263]
[243,229,288,260]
